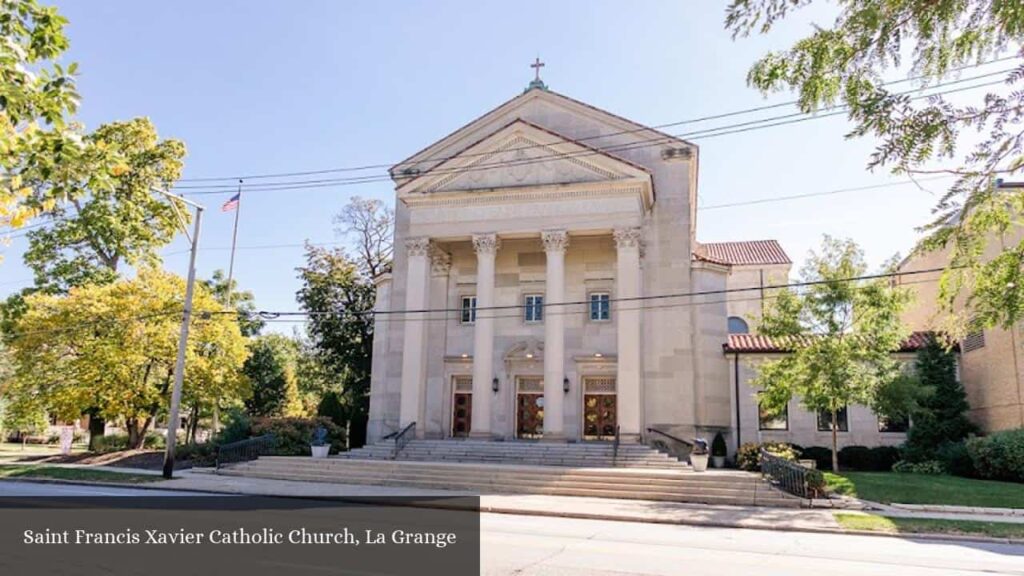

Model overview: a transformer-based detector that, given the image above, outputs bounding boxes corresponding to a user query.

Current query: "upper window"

[589,292,611,321]
[728,316,749,334]
[460,296,477,325]
[524,294,544,323]
[878,414,909,433]
[817,406,849,432]
[758,398,788,431]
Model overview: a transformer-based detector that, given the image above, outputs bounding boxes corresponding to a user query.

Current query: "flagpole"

[225,179,242,308]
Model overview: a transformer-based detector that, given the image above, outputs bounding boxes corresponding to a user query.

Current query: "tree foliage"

[726,1,1024,334]
[902,337,978,461]
[1,0,120,235]
[201,269,264,337]
[23,118,186,292]
[2,268,248,448]
[296,244,375,447]
[242,334,303,418]
[753,236,912,471]
[333,196,394,279]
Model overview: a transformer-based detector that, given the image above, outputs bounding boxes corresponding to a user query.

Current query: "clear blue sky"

[2,1,995,329]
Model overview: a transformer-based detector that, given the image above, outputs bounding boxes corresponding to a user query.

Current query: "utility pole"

[155,188,205,479]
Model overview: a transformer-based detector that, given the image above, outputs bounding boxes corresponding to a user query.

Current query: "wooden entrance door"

[516,394,544,439]
[583,377,617,440]
[452,393,472,437]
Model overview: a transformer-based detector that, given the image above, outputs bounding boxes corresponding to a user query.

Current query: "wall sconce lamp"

[492,377,500,393]
[563,377,570,394]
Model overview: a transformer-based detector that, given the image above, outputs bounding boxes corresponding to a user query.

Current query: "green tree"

[754,236,912,471]
[296,244,375,448]
[23,118,186,293]
[3,268,248,449]
[201,269,264,337]
[333,196,394,279]
[242,334,303,418]
[725,1,1024,335]
[1,0,120,236]
[902,337,978,461]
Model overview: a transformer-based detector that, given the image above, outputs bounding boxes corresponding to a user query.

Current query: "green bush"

[799,446,833,470]
[711,432,727,457]
[736,442,798,471]
[965,429,1024,483]
[176,442,217,467]
[892,460,946,475]
[251,417,346,456]
[837,445,901,471]
[215,408,252,445]
[91,434,129,453]
[936,441,975,477]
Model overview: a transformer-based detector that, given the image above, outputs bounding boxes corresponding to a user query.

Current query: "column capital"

[472,233,501,255]
[613,227,643,250]
[541,230,570,253]
[405,237,431,257]
[429,245,451,276]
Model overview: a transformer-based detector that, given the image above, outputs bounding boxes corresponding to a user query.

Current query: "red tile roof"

[723,331,953,353]
[694,240,791,266]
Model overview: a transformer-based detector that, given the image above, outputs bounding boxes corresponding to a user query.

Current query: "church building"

[365,66,809,450]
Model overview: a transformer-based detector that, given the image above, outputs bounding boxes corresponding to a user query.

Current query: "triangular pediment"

[398,119,651,196]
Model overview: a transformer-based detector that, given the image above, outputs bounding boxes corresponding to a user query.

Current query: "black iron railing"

[646,427,693,449]
[612,425,621,462]
[760,448,825,499]
[392,422,415,460]
[215,434,276,470]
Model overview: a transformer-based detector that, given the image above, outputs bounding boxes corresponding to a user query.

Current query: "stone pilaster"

[470,233,500,438]
[614,227,643,438]
[541,230,569,440]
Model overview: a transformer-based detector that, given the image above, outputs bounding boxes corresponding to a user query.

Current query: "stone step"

[219,466,798,508]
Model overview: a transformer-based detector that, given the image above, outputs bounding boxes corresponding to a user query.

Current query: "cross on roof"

[530,57,545,82]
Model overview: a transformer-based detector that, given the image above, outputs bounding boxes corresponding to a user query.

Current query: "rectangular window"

[589,292,611,321]
[817,406,849,432]
[460,296,477,325]
[878,414,909,433]
[524,294,544,323]
[758,399,788,431]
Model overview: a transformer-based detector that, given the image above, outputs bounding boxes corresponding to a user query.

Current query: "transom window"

[460,296,477,324]
[728,316,749,334]
[817,406,849,432]
[589,292,611,321]
[524,294,544,323]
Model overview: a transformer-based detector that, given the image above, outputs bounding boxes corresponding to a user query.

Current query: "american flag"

[221,192,240,212]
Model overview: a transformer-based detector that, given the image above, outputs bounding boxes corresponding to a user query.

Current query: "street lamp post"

[154,189,205,479]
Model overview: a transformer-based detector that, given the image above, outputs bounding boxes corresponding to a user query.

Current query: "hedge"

[251,417,346,456]
[965,429,1024,483]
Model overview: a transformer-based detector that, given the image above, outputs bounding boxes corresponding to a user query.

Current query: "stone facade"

[368,85,737,444]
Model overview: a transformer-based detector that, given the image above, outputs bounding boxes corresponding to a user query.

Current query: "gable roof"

[694,240,791,266]
[723,331,954,354]
[390,87,696,180]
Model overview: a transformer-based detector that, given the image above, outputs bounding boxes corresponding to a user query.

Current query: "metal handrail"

[392,422,416,459]
[612,425,621,462]
[759,448,825,499]
[645,427,694,448]
[215,434,276,470]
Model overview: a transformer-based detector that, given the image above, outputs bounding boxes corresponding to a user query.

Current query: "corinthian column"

[399,237,431,432]
[542,230,569,440]
[614,227,643,438]
[470,233,499,438]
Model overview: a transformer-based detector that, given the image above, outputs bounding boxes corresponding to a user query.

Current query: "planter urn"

[712,455,726,469]
[690,453,709,472]
[310,445,330,459]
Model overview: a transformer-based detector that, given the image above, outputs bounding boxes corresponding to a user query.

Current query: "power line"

[174,56,1021,184]
[171,74,1012,196]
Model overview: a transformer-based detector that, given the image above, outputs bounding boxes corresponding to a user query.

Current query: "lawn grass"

[835,513,1024,540]
[0,464,161,484]
[825,472,1024,509]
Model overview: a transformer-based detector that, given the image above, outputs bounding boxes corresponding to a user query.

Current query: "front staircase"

[219,440,802,507]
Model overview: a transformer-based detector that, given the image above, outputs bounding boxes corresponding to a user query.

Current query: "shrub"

[711,432,727,457]
[91,434,130,453]
[902,340,977,462]
[215,408,252,445]
[892,460,946,475]
[737,442,798,471]
[965,429,1024,483]
[251,417,346,456]
[176,442,217,467]
[935,441,975,478]
[799,446,833,470]
[837,445,901,471]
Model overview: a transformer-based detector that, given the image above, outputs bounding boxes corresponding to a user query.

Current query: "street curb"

[2,477,1022,545]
